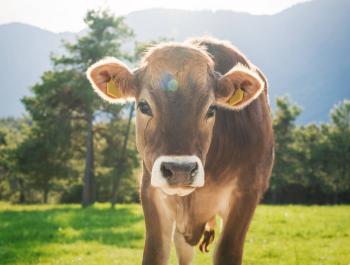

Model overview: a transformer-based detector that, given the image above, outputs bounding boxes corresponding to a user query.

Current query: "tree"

[270,96,302,202]
[320,100,350,203]
[0,118,30,202]
[95,103,139,208]
[16,133,71,203]
[268,98,350,204]
[111,103,136,208]
[50,9,134,207]
[19,8,142,206]
[0,127,10,200]
[293,124,326,203]
[21,70,79,203]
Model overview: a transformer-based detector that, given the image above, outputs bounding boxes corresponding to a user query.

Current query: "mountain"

[0,0,349,122]
[125,0,350,122]
[0,23,75,117]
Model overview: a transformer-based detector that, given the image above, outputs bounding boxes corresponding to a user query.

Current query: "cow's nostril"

[161,163,173,178]
[189,163,199,178]
[159,161,200,184]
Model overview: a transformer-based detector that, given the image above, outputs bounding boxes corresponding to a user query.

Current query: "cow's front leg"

[174,228,195,265]
[214,190,260,265]
[141,186,174,265]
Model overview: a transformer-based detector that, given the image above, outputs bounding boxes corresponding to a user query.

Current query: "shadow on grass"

[0,205,144,264]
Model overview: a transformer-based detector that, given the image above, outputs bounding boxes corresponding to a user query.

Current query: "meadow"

[0,202,349,265]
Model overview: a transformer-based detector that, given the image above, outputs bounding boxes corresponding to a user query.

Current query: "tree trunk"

[43,191,48,204]
[271,188,277,204]
[18,178,25,204]
[333,186,339,205]
[333,193,338,204]
[82,113,96,207]
[43,187,49,204]
[0,175,3,200]
[111,103,135,208]
[111,168,122,208]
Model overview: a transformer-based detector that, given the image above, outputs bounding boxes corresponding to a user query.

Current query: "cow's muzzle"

[151,155,205,196]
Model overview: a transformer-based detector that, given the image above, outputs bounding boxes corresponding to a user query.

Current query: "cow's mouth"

[151,155,205,196]
[160,186,196,196]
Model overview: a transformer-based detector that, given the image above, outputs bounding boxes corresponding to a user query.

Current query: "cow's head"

[87,43,263,196]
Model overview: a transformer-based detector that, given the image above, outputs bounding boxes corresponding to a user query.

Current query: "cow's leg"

[214,190,260,265]
[174,229,195,265]
[141,187,174,265]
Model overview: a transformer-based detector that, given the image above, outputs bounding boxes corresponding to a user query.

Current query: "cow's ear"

[215,64,264,110]
[86,57,136,103]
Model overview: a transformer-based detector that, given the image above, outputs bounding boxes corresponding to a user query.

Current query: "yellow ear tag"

[228,87,244,106]
[106,79,122,98]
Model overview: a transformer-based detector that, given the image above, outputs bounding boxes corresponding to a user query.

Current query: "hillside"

[0,0,349,122]
[0,23,74,117]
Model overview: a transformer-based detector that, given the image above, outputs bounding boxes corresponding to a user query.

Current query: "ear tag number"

[228,87,244,106]
[106,79,122,98]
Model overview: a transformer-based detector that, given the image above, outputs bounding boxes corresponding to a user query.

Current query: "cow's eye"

[138,100,153,116]
[206,105,217,119]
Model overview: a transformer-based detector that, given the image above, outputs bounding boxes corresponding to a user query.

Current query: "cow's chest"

[170,179,236,241]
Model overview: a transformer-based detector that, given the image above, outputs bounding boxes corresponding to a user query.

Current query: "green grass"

[0,202,349,265]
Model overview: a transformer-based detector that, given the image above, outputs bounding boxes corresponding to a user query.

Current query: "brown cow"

[87,37,274,265]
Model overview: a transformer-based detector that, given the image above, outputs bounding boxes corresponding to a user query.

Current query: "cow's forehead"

[137,43,215,91]
[141,43,214,68]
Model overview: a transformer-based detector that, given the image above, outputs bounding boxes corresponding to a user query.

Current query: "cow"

[87,37,274,265]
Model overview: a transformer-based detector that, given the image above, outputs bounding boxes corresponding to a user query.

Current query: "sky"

[0,0,309,33]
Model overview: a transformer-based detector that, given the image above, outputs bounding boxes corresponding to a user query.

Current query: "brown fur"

[138,38,274,265]
[87,37,274,265]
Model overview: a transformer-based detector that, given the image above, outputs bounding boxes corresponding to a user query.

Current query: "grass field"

[0,202,349,265]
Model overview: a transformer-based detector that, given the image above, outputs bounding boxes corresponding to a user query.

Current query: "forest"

[0,9,349,207]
